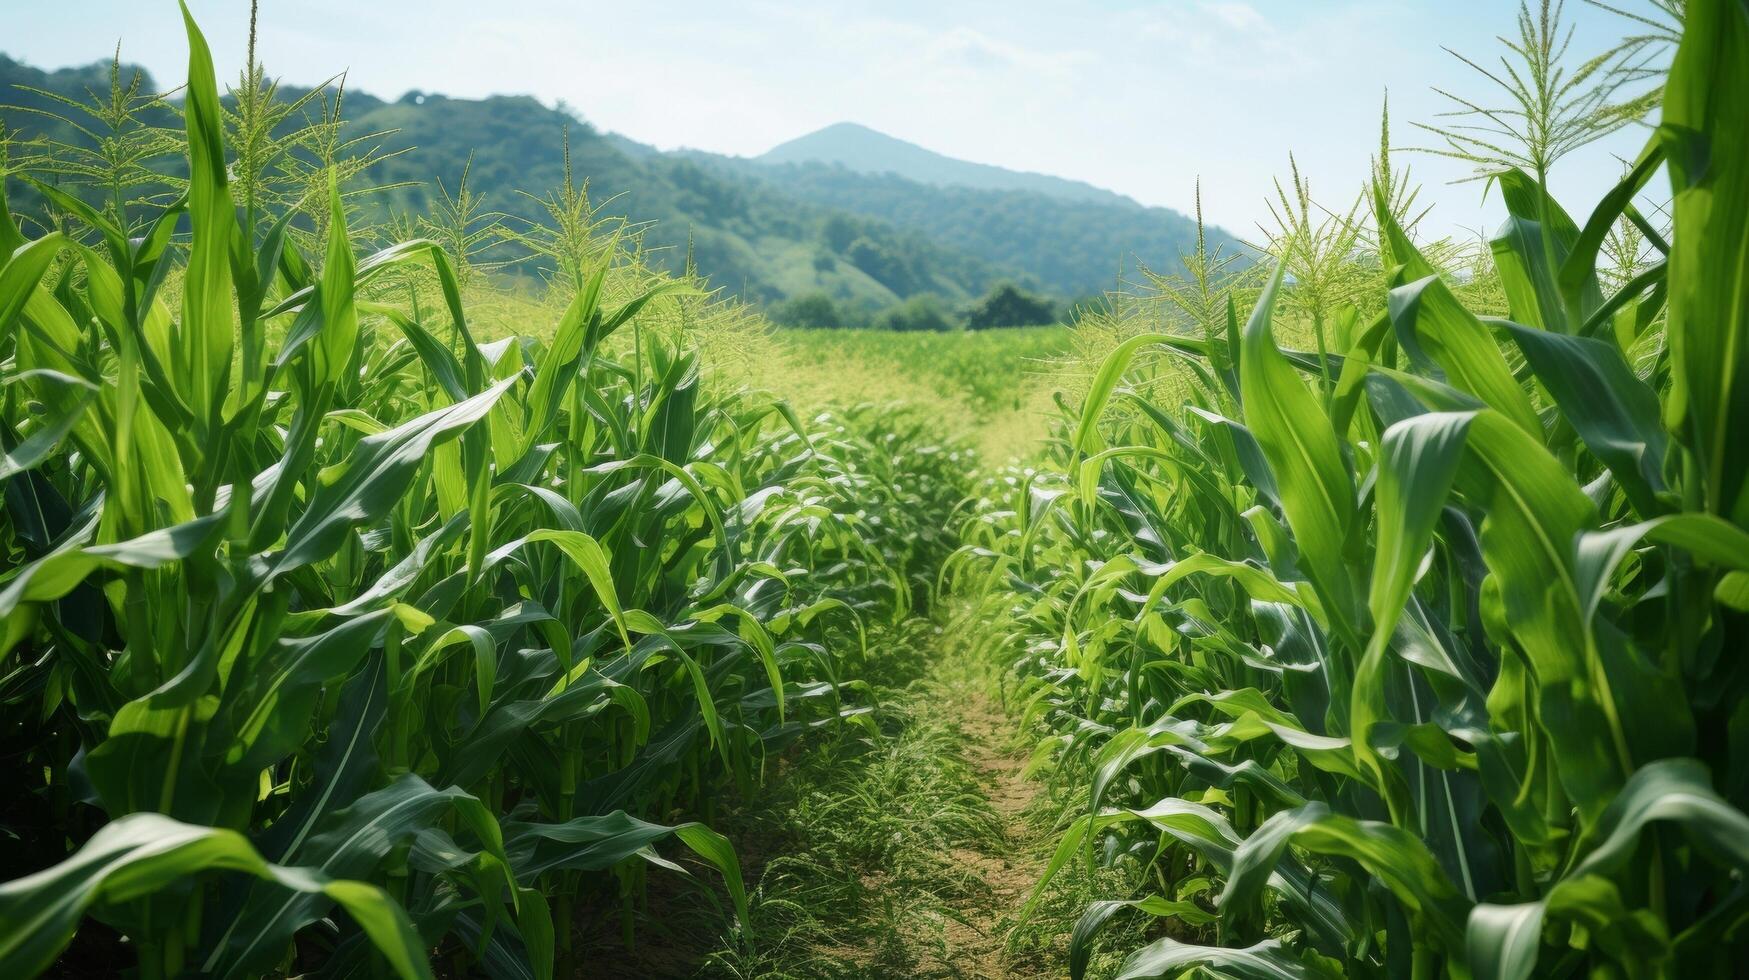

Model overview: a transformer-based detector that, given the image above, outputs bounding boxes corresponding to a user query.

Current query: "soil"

[930,688,1049,979]
[568,627,1051,979]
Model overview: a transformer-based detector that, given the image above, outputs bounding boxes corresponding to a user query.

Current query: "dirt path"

[572,616,1057,979]
[935,684,1050,979]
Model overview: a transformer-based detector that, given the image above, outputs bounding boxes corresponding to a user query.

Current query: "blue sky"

[8,1,1663,242]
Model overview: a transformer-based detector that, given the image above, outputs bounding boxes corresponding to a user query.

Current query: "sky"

[6,1,1665,243]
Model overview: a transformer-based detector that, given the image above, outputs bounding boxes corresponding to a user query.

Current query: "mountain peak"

[789,121,931,150]
[806,121,899,139]
[759,122,945,168]
[758,122,1136,208]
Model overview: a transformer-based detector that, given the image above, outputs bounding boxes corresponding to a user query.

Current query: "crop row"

[950,1,1749,976]
[0,7,969,978]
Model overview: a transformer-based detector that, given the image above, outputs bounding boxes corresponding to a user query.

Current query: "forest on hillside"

[0,52,1225,326]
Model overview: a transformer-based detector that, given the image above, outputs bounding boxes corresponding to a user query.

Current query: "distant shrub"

[846,235,922,295]
[875,294,955,332]
[965,282,1054,329]
[775,291,845,328]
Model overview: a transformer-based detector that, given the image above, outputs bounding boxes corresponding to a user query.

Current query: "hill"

[758,121,1130,206]
[344,93,1003,310]
[0,57,1003,314]
[708,151,1230,299]
[0,54,1238,317]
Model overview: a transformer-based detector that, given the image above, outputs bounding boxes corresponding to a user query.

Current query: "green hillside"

[346,93,1003,310]
[758,120,1130,205]
[0,52,1229,317]
[714,153,1235,298]
[0,55,1002,315]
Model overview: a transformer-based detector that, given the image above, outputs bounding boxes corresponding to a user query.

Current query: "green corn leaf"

[0,233,68,348]
[273,376,516,576]
[1456,410,1629,825]
[212,775,507,979]
[440,669,634,789]
[584,454,732,574]
[19,181,129,280]
[1185,406,1280,507]
[0,375,95,481]
[519,286,597,455]
[215,610,391,774]
[255,656,387,862]
[1388,276,1541,439]
[1465,902,1543,980]
[313,175,358,392]
[1375,189,1440,285]
[1142,552,1301,607]
[625,611,729,767]
[1070,333,1175,461]
[672,823,752,938]
[1562,138,1665,332]
[174,0,235,430]
[1113,938,1317,980]
[1221,804,1471,951]
[1490,168,1596,332]
[1025,798,1353,953]
[1354,411,1474,823]
[688,603,785,722]
[365,303,469,401]
[504,812,750,934]
[518,530,632,650]
[1661,0,1749,524]
[1472,875,1674,977]
[268,239,484,384]
[1572,757,1749,878]
[1467,758,1749,980]
[1579,259,1668,341]
[0,511,226,621]
[1238,263,1361,644]
[1504,321,1669,515]
[414,625,498,716]
[1365,413,1475,644]
[1070,898,1219,980]
[0,812,430,980]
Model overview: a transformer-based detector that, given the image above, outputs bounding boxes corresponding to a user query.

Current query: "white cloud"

[1132,0,1318,80]
[1201,1,1269,33]
[921,26,1093,80]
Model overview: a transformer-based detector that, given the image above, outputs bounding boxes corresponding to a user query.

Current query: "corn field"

[4,0,1749,978]
[0,7,968,978]
[949,0,1749,976]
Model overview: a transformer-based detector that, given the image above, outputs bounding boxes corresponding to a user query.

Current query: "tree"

[875,293,954,332]
[846,236,920,296]
[822,213,859,252]
[773,291,844,328]
[965,283,1055,329]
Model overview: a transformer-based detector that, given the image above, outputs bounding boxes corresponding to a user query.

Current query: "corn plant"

[951,1,1749,976]
[0,6,966,978]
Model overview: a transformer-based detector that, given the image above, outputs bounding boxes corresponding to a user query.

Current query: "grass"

[704,625,1008,979]
[779,326,1069,416]
[774,326,1070,461]
[554,610,1043,980]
